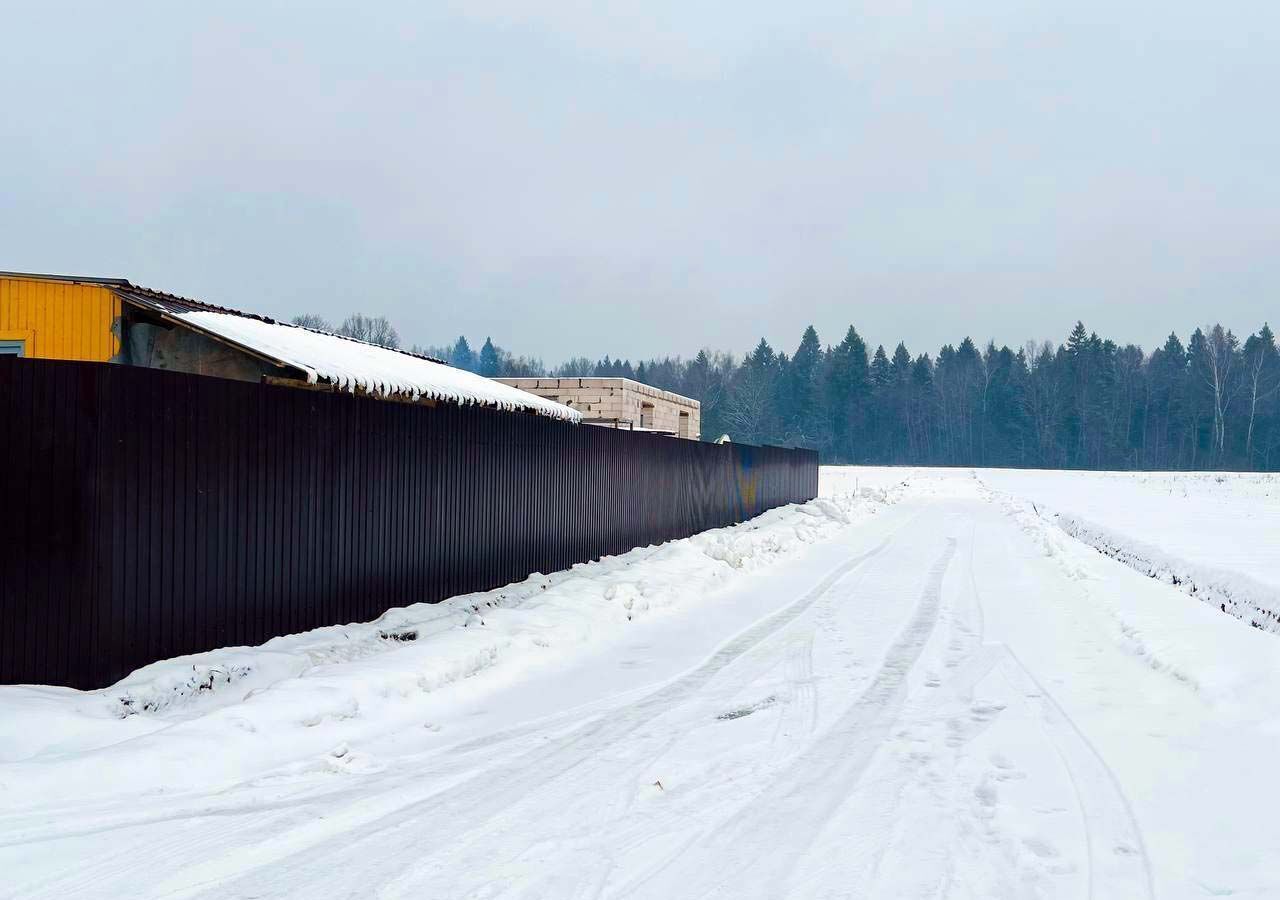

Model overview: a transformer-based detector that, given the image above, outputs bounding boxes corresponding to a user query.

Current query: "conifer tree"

[451,336,477,372]
[477,338,501,377]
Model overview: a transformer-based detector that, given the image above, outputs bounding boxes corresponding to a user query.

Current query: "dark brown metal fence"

[0,357,818,689]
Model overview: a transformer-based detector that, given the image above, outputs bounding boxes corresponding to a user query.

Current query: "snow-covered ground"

[979,469,1280,632]
[3,468,1279,898]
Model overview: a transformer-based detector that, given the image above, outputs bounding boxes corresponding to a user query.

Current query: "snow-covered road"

[4,469,1278,898]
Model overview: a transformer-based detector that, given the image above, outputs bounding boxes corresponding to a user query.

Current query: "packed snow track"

[2,468,1277,899]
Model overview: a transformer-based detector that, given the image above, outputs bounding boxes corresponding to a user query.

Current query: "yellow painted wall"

[0,276,121,361]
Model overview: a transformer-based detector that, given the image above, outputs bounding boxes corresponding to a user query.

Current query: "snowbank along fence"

[0,357,818,688]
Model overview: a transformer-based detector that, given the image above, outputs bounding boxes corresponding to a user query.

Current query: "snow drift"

[1055,514,1280,634]
[0,485,899,807]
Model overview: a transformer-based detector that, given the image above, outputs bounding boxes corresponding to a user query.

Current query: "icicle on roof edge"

[175,309,581,422]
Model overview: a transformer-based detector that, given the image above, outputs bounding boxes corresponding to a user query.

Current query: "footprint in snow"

[323,744,384,775]
[970,701,1007,720]
[974,777,998,811]
[1023,837,1059,859]
[989,752,1026,781]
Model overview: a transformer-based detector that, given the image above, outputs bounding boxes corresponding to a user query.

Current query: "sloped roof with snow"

[104,281,579,422]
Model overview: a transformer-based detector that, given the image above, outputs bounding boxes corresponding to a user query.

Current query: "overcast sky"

[3,2,1277,362]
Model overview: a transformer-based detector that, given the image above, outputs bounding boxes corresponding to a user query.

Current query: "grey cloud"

[2,1,1276,360]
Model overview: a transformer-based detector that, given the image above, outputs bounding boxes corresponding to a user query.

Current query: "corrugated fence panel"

[0,357,818,689]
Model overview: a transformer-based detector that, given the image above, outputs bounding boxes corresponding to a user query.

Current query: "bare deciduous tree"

[554,357,595,377]
[338,313,401,350]
[1242,324,1280,466]
[290,313,333,331]
[724,361,775,445]
[1193,324,1242,464]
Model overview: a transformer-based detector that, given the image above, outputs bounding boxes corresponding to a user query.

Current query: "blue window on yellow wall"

[0,339,24,356]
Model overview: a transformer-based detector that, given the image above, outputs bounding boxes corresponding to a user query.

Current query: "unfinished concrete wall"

[496,377,701,439]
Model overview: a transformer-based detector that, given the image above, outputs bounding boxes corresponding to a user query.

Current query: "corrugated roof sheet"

[0,271,132,287]
[111,284,579,421]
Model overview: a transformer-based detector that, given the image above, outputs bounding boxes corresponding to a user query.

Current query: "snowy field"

[980,469,1280,631]
[2,467,1279,898]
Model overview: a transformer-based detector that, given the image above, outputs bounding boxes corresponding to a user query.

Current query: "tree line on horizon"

[290,314,548,379]
[296,311,1280,471]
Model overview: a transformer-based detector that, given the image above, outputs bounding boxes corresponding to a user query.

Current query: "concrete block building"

[496,377,700,440]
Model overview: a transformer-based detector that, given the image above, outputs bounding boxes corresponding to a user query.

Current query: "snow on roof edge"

[174,310,582,422]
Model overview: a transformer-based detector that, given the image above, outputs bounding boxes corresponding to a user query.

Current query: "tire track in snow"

[155,530,905,900]
[996,648,1155,900]
[766,630,818,747]
[617,537,959,900]
[966,520,1155,900]
[372,533,900,900]
[835,521,1005,898]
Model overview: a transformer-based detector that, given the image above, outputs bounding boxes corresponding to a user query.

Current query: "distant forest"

[295,312,1280,471]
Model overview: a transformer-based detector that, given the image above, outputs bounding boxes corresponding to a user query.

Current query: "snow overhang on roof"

[111,285,581,422]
